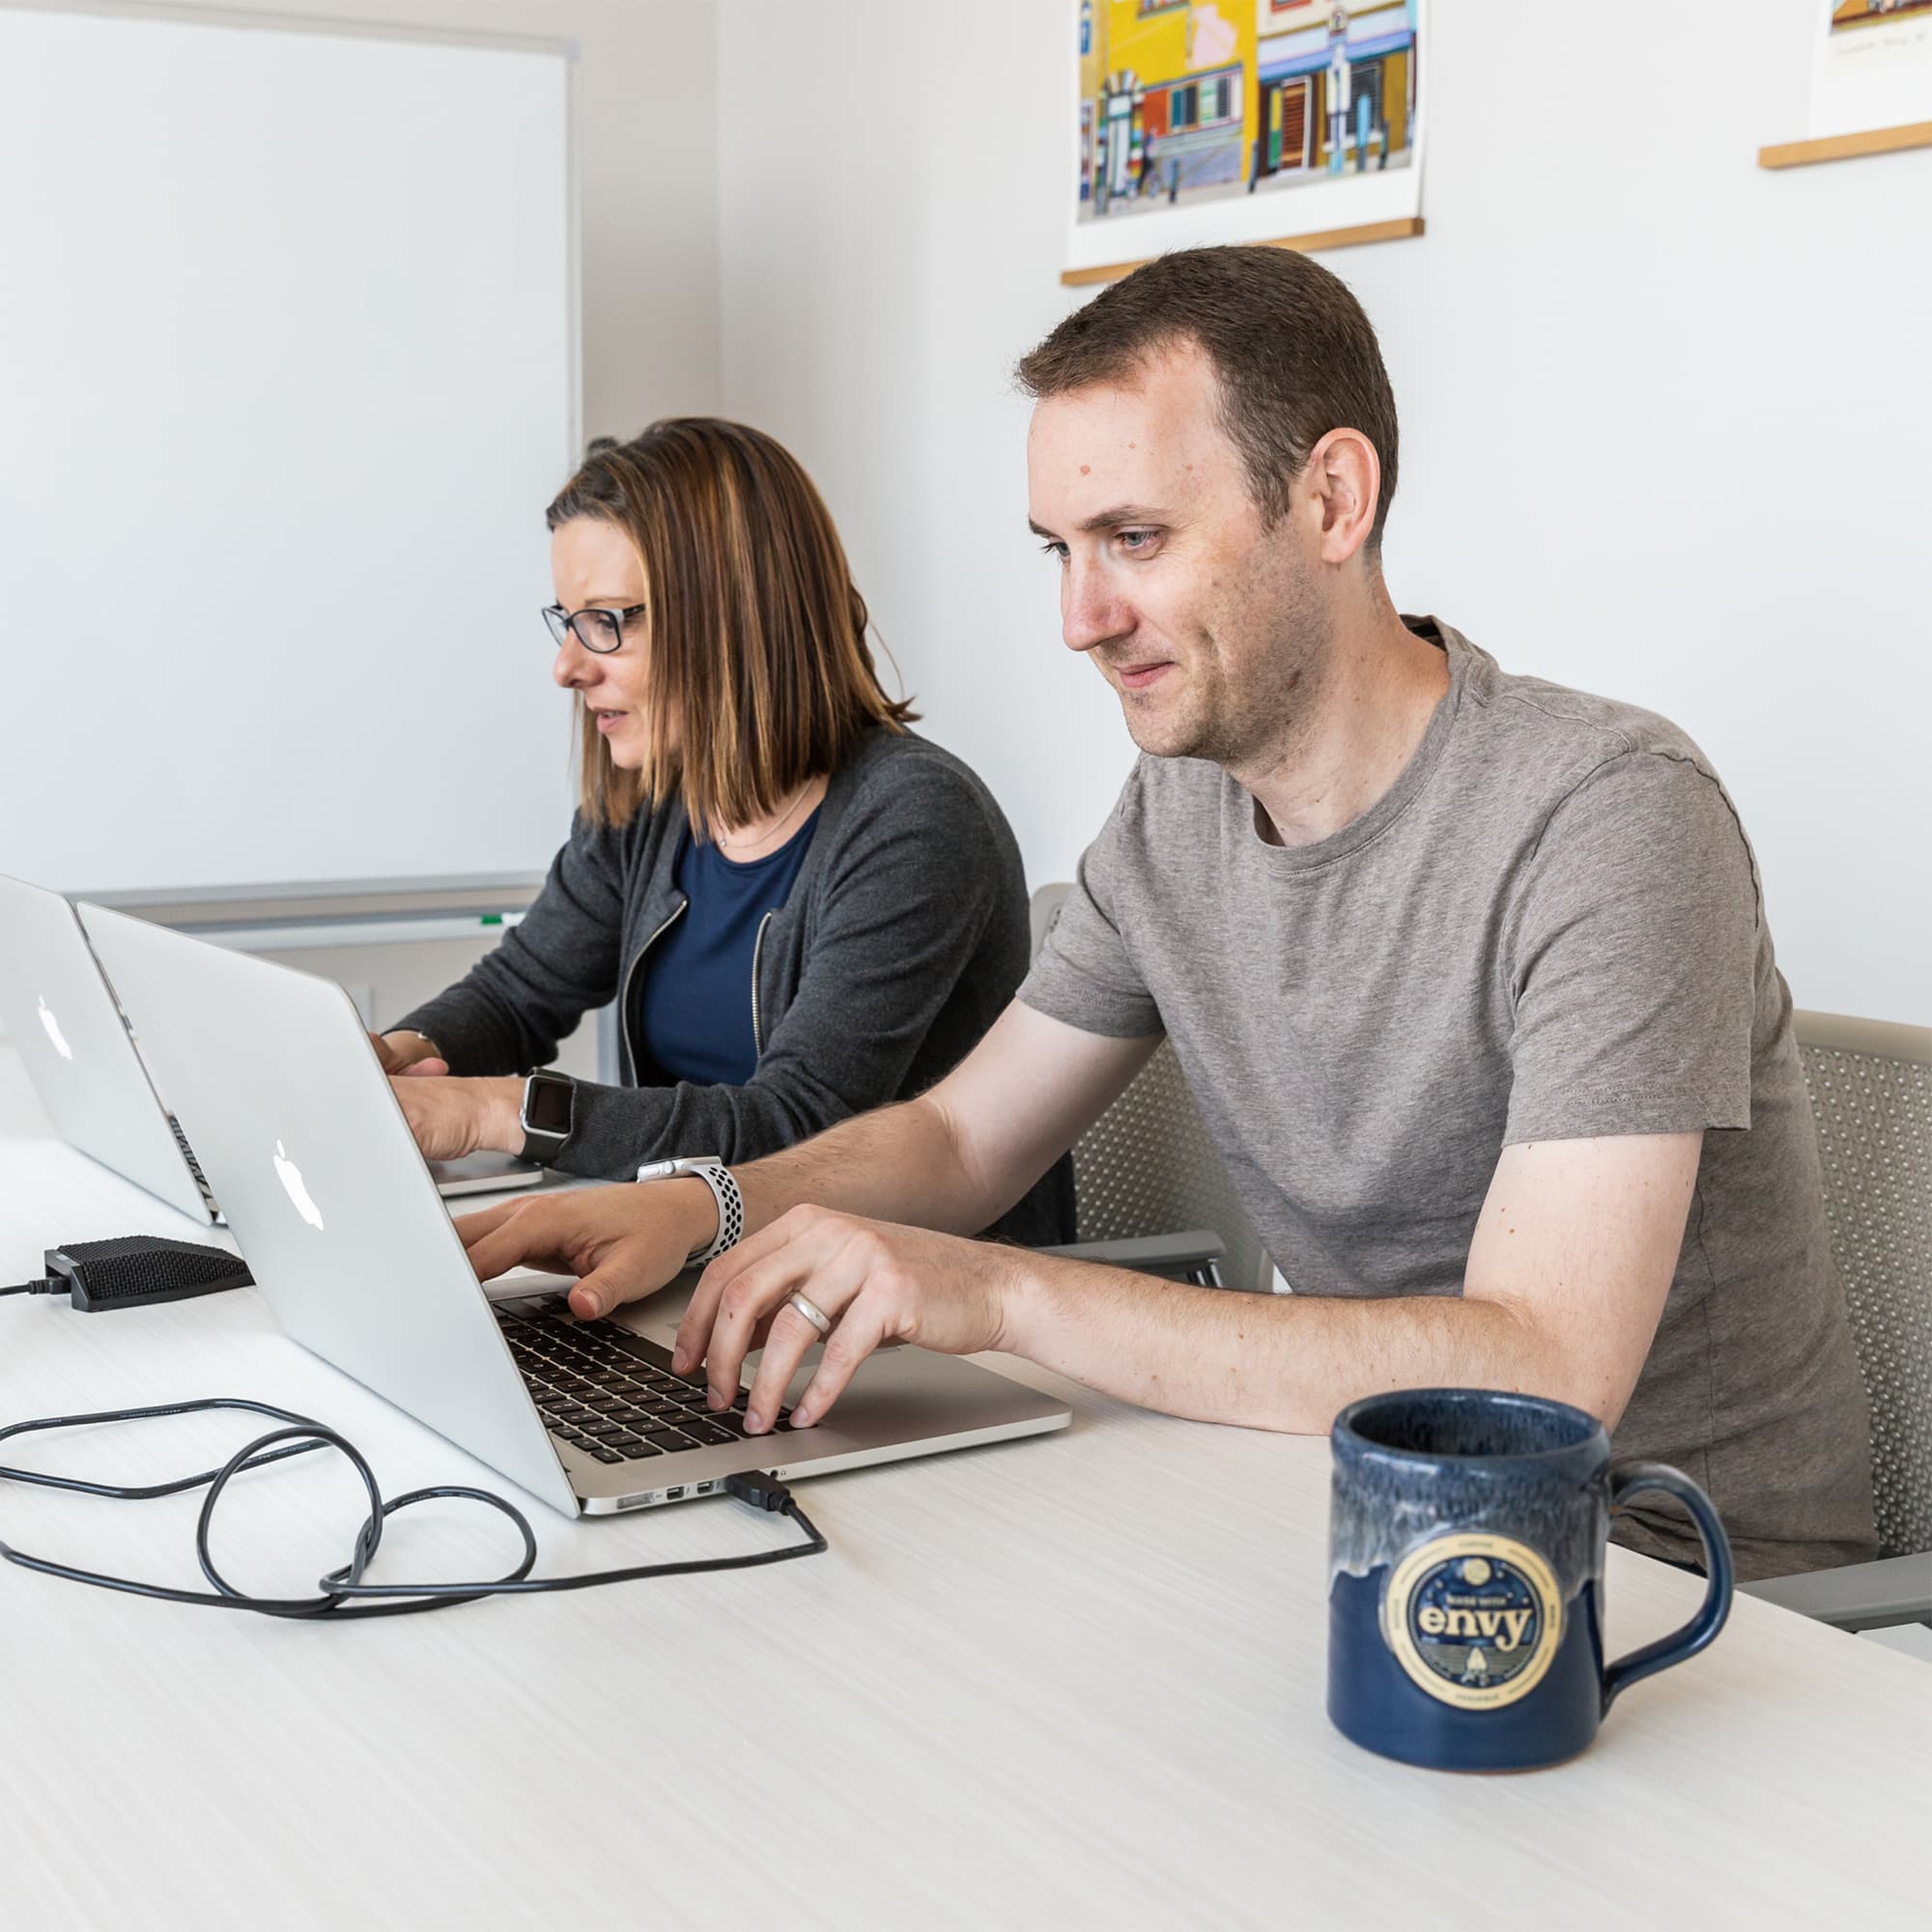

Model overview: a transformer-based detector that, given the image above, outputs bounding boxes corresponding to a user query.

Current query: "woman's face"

[550,515,658,770]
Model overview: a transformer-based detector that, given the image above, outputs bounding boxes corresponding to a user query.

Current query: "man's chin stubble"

[1120,700,1211,763]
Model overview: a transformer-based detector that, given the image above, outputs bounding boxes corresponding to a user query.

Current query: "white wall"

[719,0,1931,1026]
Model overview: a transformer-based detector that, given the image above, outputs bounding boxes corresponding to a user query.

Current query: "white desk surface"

[0,1043,1926,1930]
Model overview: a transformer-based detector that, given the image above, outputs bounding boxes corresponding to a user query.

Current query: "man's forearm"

[731,1094,1008,1243]
[1004,1259,1592,1435]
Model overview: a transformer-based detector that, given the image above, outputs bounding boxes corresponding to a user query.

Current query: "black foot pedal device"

[9,1237,253,1312]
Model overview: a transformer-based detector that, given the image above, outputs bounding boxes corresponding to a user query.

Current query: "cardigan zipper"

[751,911,776,1056]
[618,898,688,1079]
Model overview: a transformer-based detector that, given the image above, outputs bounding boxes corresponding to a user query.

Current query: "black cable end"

[0,1279,59,1297]
[724,1470,793,1513]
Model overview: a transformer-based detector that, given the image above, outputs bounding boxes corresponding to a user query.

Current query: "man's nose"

[1061,557,1130,655]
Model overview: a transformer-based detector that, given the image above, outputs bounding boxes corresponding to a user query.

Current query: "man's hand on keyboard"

[673,1211,1021,1435]
[457,1180,720,1323]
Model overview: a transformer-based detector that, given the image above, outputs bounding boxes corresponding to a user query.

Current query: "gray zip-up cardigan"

[396,727,1074,1246]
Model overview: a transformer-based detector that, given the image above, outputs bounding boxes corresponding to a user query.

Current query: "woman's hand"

[370,1030,448,1077]
[456,1179,722,1321]
[390,1074,525,1161]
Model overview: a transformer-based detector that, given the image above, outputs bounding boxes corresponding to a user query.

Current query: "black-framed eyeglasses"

[542,603,645,654]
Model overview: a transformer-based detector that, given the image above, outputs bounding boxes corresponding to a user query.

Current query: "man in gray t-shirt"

[459,246,1876,1581]
[1023,616,1874,1574]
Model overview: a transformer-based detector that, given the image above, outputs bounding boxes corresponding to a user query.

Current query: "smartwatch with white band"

[635,1154,744,1265]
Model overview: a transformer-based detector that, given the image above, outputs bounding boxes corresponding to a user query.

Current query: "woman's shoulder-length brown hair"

[548,418,916,838]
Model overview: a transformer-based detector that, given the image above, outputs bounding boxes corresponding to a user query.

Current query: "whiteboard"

[0,8,577,895]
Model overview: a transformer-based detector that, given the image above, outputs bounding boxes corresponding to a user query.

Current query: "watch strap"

[684,1162,744,1265]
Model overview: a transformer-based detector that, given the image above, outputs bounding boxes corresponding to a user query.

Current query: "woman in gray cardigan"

[378,420,1070,1246]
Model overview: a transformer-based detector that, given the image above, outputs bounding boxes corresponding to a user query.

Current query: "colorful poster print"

[1068,1,1425,277]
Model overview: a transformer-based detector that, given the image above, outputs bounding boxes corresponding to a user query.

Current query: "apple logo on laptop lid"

[37,995,74,1062]
[273,1140,325,1231]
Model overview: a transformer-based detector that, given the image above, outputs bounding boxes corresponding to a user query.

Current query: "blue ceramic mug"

[1327,1389,1733,1772]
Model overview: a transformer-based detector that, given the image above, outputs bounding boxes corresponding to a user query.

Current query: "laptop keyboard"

[499,1304,794,1465]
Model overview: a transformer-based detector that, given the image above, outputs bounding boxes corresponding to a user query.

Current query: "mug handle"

[1601,1461,1734,1711]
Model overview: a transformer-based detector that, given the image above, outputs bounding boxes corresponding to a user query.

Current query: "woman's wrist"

[667,1176,724,1260]
[487,1077,532,1156]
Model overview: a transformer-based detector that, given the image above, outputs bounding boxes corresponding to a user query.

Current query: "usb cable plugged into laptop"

[722,1469,796,1512]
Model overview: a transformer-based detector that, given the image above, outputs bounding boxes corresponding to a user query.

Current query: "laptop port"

[664,1486,686,1501]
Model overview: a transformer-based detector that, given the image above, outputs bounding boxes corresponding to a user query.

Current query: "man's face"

[1027,339,1325,767]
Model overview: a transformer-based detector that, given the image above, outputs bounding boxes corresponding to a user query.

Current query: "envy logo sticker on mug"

[1382,1533,1563,1711]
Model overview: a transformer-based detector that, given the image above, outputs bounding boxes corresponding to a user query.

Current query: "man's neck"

[1235,602,1451,850]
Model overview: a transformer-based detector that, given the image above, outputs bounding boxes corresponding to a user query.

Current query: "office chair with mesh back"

[1741,1010,1932,1634]
[1028,884,1272,1291]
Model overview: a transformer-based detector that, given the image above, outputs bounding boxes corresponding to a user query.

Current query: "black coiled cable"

[0,1397,825,1619]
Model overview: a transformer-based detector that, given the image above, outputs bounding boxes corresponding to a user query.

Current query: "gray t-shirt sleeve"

[1503,751,1760,1145]
[1018,770,1165,1039]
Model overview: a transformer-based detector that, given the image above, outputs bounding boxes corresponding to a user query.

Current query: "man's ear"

[1301,427,1382,565]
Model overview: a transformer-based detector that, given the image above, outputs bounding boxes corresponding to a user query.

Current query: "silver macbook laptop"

[79,900,1071,1518]
[0,875,544,1213]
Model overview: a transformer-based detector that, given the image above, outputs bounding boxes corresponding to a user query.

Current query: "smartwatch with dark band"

[517,1069,577,1166]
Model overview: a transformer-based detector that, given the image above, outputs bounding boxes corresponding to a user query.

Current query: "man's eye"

[1116,528,1160,554]
[1039,541,1068,564]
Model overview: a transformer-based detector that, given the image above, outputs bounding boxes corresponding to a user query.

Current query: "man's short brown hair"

[1015,244,1400,551]
[548,418,915,837]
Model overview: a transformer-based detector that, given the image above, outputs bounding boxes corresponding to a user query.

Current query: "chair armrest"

[1739,1551,1932,1632]
[1859,1623,1932,1662]
[1035,1232,1227,1286]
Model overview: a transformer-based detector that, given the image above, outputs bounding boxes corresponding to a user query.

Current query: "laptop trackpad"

[430,1151,547,1196]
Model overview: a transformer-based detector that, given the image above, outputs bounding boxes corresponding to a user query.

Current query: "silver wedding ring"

[784,1290,833,1338]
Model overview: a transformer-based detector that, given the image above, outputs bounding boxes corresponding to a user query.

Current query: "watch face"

[525,1074,574,1137]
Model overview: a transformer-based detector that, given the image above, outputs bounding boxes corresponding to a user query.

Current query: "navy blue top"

[635,810,821,1087]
